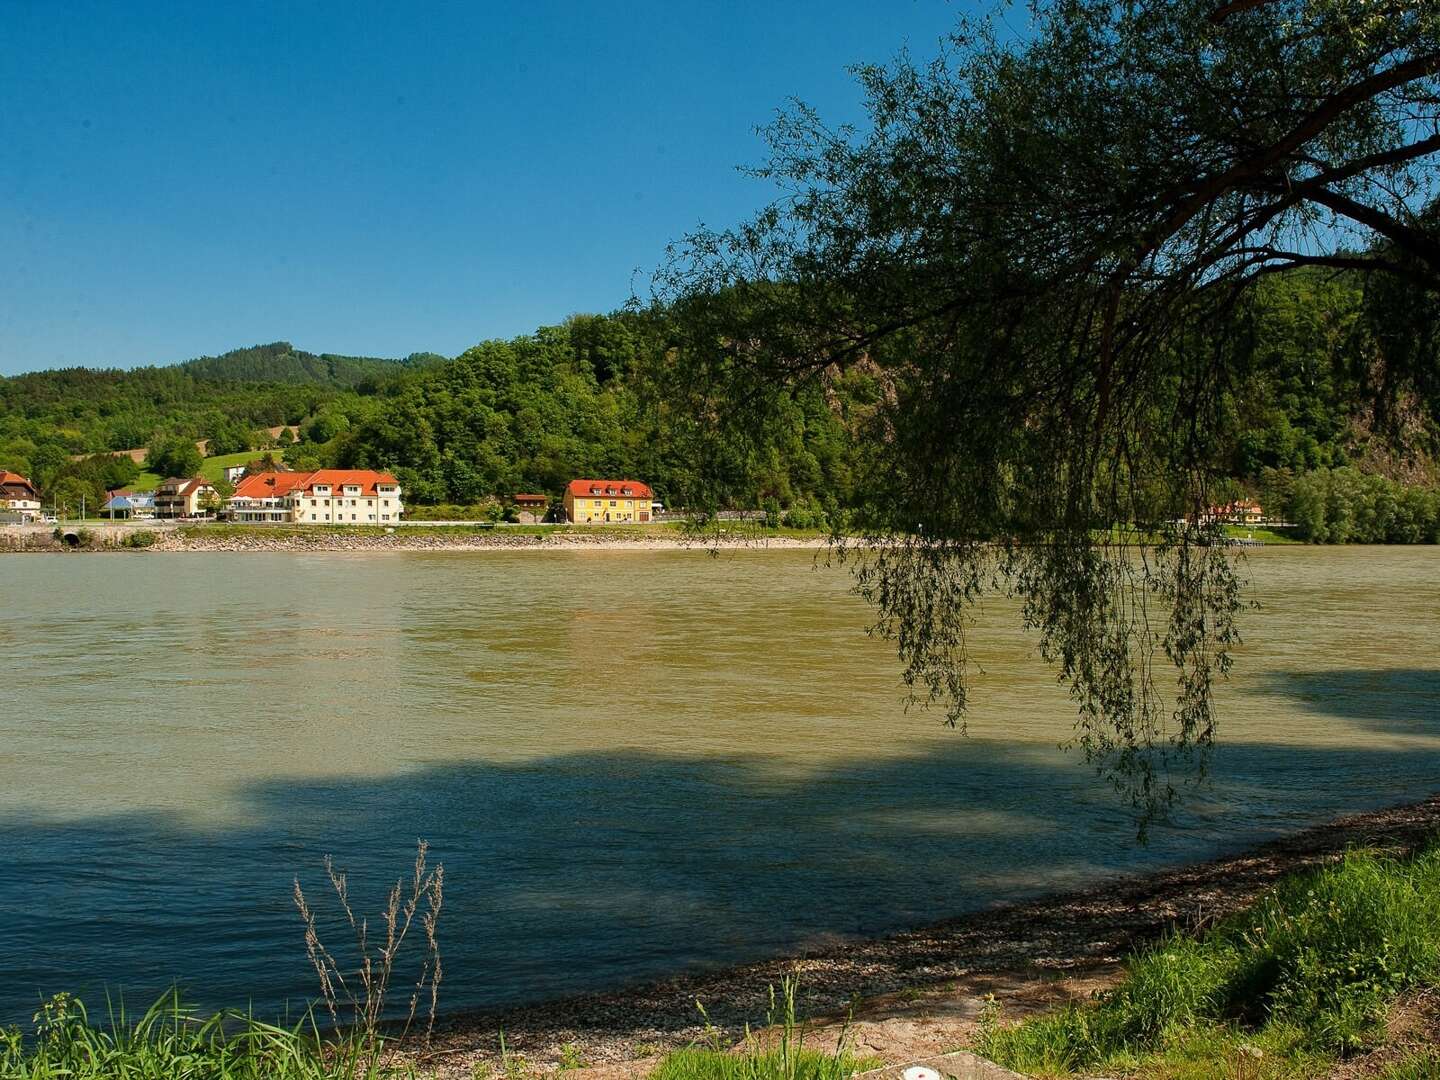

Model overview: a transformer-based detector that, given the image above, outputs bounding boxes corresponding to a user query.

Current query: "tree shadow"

[1253,668,1440,736]
[4,729,1439,1026]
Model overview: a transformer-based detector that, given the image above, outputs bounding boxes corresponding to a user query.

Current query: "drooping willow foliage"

[656,0,1440,827]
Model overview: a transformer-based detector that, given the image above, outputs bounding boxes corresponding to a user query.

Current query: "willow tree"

[656,0,1440,823]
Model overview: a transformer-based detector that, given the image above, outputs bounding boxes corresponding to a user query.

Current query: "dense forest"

[1,270,1436,537]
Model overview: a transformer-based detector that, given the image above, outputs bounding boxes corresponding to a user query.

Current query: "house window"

[610,500,617,506]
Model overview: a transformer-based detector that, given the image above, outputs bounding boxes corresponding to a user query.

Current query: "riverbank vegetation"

[6,828,1439,1080]
[977,840,1440,1079]
[0,993,404,1079]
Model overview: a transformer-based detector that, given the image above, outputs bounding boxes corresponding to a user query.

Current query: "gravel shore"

[0,524,831,554]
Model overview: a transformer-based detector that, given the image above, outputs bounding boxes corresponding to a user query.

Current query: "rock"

[857,1051,1028,1080]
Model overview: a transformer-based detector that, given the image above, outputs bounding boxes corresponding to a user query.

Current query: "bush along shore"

[4,796,1440,1080]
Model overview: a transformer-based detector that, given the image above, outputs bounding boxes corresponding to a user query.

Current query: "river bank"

[407,793,1440,1079]
[0,521,831,553]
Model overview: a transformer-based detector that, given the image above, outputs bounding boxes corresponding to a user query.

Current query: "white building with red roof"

[562,479,654,524]
[227,470,403,524]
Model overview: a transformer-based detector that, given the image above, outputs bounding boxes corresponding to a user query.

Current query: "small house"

[0,471,41,523]
[512,493,549,524]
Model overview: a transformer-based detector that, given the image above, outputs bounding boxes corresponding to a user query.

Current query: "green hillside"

[180,342,445,388]
[3,271,1438,541]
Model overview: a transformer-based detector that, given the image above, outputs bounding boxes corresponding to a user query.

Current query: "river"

[0,546,1436,1025]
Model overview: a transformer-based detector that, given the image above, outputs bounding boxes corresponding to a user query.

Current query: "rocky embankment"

[0,523,829,554]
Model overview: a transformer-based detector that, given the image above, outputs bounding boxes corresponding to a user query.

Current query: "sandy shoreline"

[404,793,1440,1078]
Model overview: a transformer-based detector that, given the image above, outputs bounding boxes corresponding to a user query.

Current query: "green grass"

[1380,1049,1440,1080]
[976,841,1440,1077]
[651,1045,872,1080]
[0,992,408,1079]
[651,977,876,1080]
[199,451,265,485]
[1221,525,1303,545]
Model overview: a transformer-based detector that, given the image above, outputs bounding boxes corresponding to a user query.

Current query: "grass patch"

[199,451,266,485]
[977,841,1440,1076]
[1380,1048,1440,1080]
[1222,525,1303,545]
[651,1045,869,1080]
[652,978,876,1080]
[0,992,408,1079]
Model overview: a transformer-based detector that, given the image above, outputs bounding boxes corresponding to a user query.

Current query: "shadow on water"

[1255,668,1440,736]
[4,692,1440,1026]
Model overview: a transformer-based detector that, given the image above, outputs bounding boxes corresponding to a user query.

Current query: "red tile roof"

[565,479,654,500]
[232,470,399,500]
[513,493,549,505]
[0,471,38,497]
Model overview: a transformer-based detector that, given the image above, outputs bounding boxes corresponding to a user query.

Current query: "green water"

[0,546,1436,1022]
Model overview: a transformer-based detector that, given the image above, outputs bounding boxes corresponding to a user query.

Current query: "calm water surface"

[1,546,1437,1023]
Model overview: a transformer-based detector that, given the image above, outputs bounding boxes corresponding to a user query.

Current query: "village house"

[228,469,403,524]
[0,471,42,523]
[562,479,654,524]
[155,477,219,519]
[1206,499,1265,526]
[512,493,549,524]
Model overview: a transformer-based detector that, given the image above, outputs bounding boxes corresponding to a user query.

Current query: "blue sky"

[0,2,968,375]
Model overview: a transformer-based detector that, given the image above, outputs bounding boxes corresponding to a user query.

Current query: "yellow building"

[563,479,654,524]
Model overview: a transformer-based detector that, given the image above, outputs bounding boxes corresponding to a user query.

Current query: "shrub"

[121,530,158,548]
[979,842,1440,1073]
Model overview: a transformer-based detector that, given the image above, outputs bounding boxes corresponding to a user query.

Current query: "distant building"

[223,465,249,485]
[1206,499,1265,526]
[228,470,403,524]
[0,471,41,522]
[562,479,654,524]
[102,491,156,519]
[155,477,219,519]
[512,493,549,524]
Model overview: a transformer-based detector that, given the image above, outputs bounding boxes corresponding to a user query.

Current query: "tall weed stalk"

[294,839,444,1045]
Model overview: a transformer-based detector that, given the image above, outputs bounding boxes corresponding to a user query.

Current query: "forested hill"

[2,269,1438,541]
[179,342,445,387]
[0,342,442,465]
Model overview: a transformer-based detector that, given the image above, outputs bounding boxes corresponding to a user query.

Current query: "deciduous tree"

[658,0,1440,824]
